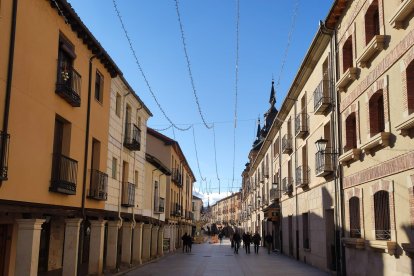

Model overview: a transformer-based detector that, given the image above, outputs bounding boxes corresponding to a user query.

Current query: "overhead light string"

[174,0,213,129]
[232,0,240,188]
[192,125,206,184]
[212,123,221,190]
[112,0,191,132]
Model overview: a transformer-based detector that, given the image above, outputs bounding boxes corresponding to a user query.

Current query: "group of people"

[181,233,193,253]
[229,231,273,255]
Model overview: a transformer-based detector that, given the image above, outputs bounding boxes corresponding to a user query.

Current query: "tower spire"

[269,79,276,105]
[256,117,261,138]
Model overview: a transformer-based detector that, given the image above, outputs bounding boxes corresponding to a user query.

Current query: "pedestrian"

[244,232,251,254]
[252,231,261,254]
[218,232,223,244]
[233,231,241,254]
[186,234,193,253]
[242,232,246,248]
[182,232,188,253]
[265,233,273,254]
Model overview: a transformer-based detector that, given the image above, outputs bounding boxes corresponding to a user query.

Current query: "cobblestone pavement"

[124,238,328,276]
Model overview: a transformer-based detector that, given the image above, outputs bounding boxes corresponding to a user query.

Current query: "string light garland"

[192,125,206,183]
[112,0,191,131]
[232,0,240,187]
[212,124,221,194]
[174,0,212,129]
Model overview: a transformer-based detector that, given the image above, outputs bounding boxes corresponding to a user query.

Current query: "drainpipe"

[78,53,99,276]
[1,0,18,186]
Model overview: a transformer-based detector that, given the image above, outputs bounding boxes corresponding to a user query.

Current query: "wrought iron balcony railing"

[314,79,332,114]
[270,188,280,201]
[121,182,135,207]
[124,123,141,151]
[282,134,292,154]
[0,131,10,181]
[315,149,334,177]
[55,64,81,107]
[295,113,309,138]
[50,153,78,195]
[155,197,165,213]
[88,169,108,200]
[296,165,310,188]
[171,168,182,186]
[282,177,293,195]
[375,229,391,240]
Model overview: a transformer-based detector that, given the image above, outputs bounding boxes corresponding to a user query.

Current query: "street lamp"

[315,137,328,152]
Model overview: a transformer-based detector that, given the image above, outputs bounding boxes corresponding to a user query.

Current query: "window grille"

[349,197,361,238]
[374,191,391,240]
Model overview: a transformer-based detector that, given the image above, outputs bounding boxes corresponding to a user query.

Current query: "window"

[406,60,414,115]
[349,197,361,238]
[345,113,357,150]
[95,70,103,103]
[273,137,279,157]
[112,157,117,179]
[115,93,121,117]
[364,0,380,44]
[374,191,391,240]
[303,212,309,249]
[342,36,353,73]
[369,90,385,136]
[154,180,159,211]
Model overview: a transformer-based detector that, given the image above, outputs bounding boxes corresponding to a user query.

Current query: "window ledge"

[336,67,359,92]
[360,132,391,155]
[342,238,365,249]
[357,35,387,68]
[339,148,361,164]
[365,240,397,255]
[389,0,414,29]
[395,113,414,136]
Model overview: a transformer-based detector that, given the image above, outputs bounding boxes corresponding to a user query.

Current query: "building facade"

[192,195,203,223]
[210,192,242,228]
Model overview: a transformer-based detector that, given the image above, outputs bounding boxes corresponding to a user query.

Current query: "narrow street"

[124,238,328,276]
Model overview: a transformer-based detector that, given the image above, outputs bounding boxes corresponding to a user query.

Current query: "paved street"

[124,238,328,276]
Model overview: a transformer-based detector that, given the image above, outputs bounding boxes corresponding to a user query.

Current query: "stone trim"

[408,174,414,228]
[340,27,414,112]
[361,0,385,46]
[370,180,396,241]
[342,102,361,147]
[400,46,414,116]
[337,0,367,43]
[343,150,414,188]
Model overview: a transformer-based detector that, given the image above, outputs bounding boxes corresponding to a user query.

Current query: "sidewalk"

[123,238,328,276]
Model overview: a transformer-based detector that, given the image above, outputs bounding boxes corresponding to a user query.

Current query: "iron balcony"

[121,182,135,207]
[124,123,141,151]
[55,63,81,107]
[295,113,309,138]
[50,153,78,195]
[282,177,293,195]
[295,165,310,188]
[154,197,165,213]
[88,169,108,200]
[270,188,280,201]
[314,79,332,114]
[315,149,334,177]
[282,134,293,154]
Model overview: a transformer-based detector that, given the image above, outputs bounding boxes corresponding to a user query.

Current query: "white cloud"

[193,187,233,206]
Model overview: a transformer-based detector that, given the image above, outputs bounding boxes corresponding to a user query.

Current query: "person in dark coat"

[233,231,241,254]
[186,234,193,252]
[182,232,188,252]
[265,233,273,254]
[242,232,247,248]
[243,232,251,254]
[252,231,261,254]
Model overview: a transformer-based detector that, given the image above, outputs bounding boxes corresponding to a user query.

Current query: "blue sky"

[68,0,333,205]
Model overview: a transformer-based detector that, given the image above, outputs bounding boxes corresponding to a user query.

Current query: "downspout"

[78,53,98,276]
[132,151,137,229]
[1,0,18,185]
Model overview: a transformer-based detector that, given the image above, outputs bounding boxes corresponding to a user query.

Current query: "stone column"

[121,222,133,265]
[14,219,45,276]
[105,221,120,271]
[62,218,82,276]
[142,224,152,262]
[158,227,164,257]
[88,220,106,275]
[132,222,143,264]
[169,225,175,252]
[151,226,159,258]
[178,225,183,248]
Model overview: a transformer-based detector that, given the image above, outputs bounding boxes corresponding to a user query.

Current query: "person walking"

[182,232,188,253]
[218,231,223,244]
[244,232,251,254]
[242,232,246,249]
[233,231,241,254]
[265,233,273,254]
[186,234,193,253]
[252,231,261,254]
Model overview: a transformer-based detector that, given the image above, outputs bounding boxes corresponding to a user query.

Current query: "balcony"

[282,177,293,195]
[171,168,183,186]
[55,64,81,107]
[154,197,165,213]
[282,134,293,154]
[121,182,135,207]
[88,169,108,200]
[356,35,387,68]
[270,188,280,201]
[50,153,78,195]
[314,79,332,114]
[336,67,359,92]
[295,165,309,188]
[389,0,414,29]
[0,131,10,180]
[124,123,141,151]
[295,113,309,138]
[315,150,334,177]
